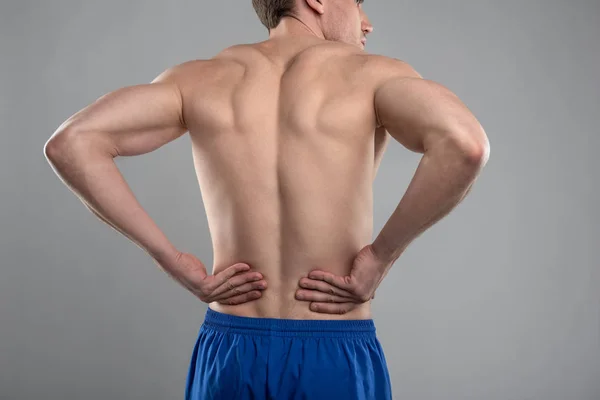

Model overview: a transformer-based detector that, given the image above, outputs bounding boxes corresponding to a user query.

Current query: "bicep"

[55,72,187,157]
[374,76,481,154]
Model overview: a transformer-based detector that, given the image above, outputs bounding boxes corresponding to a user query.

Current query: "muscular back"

[173,37,413,319]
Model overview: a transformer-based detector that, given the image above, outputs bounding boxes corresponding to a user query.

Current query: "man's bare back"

[43,31,487,319]
[173,37,407,319]
[45,0,491,322]
[44,2,490,397]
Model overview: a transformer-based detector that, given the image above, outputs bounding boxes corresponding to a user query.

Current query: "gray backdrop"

[2,1,598,399]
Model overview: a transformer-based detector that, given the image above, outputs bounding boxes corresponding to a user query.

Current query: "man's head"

[252,0,373,48]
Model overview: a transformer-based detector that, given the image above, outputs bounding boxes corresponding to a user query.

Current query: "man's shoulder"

[156,56,244,88]
[169,57,242,75]
[361,54,422,80]
[291,43,422,83]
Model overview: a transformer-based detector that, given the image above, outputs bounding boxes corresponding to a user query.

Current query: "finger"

[209,263,254,290]
[295,289,359,304]
[211,280,268,301]
[306,270,353,291]
[309,302,357,315]
[216,290,262,306]
[298,278,355,299]
[210,271,264,297]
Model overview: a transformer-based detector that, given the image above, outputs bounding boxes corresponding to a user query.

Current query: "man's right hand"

[295,244,395,315]
[156,251,268,305]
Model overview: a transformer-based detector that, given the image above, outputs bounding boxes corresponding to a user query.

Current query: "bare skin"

[190,39,393,319]
[44,0,489,320]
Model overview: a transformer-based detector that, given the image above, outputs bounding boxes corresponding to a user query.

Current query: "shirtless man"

[43,0,490,398]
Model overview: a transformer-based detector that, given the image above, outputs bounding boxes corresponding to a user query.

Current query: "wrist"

[151,243,180,265]
[370,236,400,265]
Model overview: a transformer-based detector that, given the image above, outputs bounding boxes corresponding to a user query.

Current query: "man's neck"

[268,16,325,40]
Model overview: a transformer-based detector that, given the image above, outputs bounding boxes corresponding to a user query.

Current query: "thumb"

[349,245,372,280]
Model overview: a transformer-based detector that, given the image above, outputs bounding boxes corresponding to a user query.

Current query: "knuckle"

[226,281,235,291]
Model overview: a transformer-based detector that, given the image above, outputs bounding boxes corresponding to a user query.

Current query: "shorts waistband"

[202,308,376,338]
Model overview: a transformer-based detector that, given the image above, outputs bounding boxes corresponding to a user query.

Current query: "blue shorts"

[185,308,392,400]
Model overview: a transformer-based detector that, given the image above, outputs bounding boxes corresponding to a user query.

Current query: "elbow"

[449,127,490,168]
[44,128,111,163]
[464,137,490,167]
[44,130,74,163]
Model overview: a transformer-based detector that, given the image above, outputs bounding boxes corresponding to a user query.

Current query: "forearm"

[372,135,488,264]
[45,133,179,264]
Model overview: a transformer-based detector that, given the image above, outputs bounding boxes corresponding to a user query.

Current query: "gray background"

[2,1,599,399]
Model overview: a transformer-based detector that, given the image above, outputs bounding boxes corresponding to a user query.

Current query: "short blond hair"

[252,0,297,30]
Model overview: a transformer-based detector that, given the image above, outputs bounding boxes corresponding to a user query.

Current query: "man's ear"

[304,0,325,15]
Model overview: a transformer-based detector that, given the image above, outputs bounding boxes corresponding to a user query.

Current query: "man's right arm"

[370,58,490,264]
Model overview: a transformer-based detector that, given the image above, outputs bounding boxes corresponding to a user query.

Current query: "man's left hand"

[294,244,393,315]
